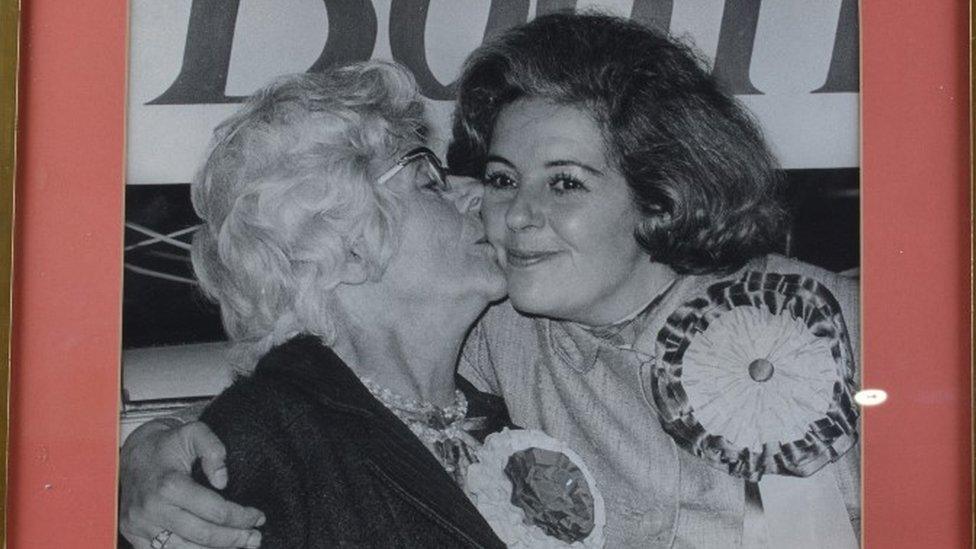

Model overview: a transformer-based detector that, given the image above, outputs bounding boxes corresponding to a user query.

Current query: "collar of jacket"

[251,334,512,435]
[250,333,387,418]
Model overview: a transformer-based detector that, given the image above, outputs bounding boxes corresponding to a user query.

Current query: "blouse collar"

[544,278,679,373]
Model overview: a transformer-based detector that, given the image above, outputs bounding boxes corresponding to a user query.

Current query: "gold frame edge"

[0,0,20,546]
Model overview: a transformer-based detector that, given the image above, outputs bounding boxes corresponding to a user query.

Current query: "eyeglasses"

[374,147,449,190]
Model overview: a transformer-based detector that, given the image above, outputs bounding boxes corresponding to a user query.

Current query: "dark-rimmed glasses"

[374,147,448,189]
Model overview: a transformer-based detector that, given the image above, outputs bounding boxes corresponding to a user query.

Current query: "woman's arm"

[194,389,315,549]
[119,417,265,549]
[833,441,861,535]
[822,268,861,534]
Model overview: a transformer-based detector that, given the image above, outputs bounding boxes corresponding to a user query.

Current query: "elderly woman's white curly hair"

[191,61,427,366]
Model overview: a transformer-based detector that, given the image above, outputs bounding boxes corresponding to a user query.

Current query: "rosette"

[465,428,606,548]
[648,271,858,482]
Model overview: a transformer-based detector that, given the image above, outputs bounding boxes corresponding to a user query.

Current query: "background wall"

[122,0,860,349]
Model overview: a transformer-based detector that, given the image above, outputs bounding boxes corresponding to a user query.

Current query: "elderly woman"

[121,13,859,549]
[121,61,510,548]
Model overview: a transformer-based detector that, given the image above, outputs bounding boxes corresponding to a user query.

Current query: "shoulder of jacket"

[202,370,332,436]
[761,254,858,294]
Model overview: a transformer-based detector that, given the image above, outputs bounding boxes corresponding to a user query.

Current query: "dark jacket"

[197,335,509,548]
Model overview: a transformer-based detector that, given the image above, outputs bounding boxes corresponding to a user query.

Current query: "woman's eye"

[422,177,449,193]
[482,172,517,190]
[549,174,588,193]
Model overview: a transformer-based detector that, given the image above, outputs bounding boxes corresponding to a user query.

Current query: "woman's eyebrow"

[485,155,515,168]
[545,160,605,176]
[486,156,606,177]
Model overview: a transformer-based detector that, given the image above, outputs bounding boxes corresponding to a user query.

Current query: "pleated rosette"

[465,428,606,548]
[649,271,858,482]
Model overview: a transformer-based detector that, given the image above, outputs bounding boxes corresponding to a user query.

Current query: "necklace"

[358,376,478,485]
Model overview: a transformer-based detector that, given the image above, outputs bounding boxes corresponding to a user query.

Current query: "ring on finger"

[150,529,173,549]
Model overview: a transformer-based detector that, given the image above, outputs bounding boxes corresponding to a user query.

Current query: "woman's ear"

[338,245,369,285]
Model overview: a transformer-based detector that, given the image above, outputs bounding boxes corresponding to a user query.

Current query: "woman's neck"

[330,299,479,407]
[574,261,680,327]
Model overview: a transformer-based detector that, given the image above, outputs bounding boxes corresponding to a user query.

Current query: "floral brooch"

[648,271,859,481]
[465,428,606,548]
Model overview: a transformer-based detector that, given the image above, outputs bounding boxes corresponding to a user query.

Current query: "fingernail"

[246,530,262,548]
[212,466,228,489]
[255,513,267,527]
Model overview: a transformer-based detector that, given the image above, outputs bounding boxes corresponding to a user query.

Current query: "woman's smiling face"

[481,98,659,325]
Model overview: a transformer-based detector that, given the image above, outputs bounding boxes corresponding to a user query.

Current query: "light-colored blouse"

[459,254,860,548]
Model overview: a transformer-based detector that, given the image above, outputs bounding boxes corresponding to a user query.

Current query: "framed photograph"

[6,1,972,548]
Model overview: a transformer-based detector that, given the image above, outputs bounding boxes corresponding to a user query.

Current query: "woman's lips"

[505,248,561,268]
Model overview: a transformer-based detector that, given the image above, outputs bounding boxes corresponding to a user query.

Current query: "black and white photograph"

[117,2,861,548]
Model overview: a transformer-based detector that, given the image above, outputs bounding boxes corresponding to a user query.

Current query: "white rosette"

[465,428,606,549]
[681,306,839,453]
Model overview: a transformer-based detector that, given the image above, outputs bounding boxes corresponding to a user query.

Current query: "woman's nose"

[505,187,544,231]
[447,176,484,213]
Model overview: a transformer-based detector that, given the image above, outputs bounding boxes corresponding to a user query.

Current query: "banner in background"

[126,0,859,184]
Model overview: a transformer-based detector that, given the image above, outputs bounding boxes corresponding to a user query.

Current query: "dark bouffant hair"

[448,12,788,275]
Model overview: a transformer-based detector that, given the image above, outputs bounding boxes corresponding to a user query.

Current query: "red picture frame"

[859,2,972,546]
[5,1,972,547]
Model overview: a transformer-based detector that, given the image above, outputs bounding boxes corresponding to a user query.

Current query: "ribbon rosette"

[648,271,858,481]
[465,429,606,548]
